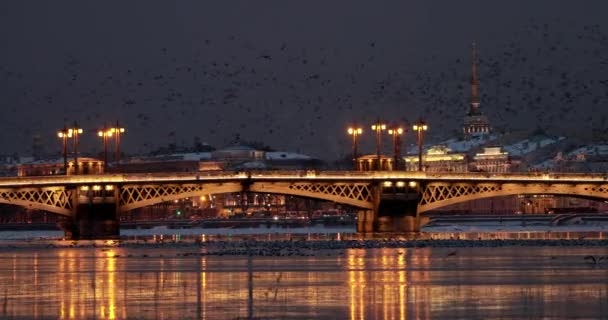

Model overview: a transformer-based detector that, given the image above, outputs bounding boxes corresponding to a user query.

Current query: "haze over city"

[1,1,608,160]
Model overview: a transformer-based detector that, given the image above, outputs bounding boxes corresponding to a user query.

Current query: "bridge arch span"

[249,182,373,209]
[118,181,374,212]
[119,182,243,212]
[0,187,73,216]
[418,182,608,213]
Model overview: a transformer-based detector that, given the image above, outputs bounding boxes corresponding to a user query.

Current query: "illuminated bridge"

[1,170,608,239]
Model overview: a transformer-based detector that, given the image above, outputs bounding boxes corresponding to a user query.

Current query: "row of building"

[355,145,518,173]
[5,145,322,177]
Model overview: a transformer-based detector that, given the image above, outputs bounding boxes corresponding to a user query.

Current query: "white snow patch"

[503,137,565,156]
[265,152,312,160]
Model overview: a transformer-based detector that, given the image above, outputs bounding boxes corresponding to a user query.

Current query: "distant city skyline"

[1,2,607,160]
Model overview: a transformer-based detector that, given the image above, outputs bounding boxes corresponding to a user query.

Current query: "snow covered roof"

[236,161,268,169]
[564,144,608,157]
[218,145,256,152]
[265,152,313,160]
[414,134,498,154]
[503,136,566,156]
[18,157,102,166]
[532,143,608,170]
[144,152,212,161]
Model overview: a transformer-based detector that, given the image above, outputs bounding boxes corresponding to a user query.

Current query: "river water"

[1,234,608,319]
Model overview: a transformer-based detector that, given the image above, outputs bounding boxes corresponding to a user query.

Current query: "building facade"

[17,157,104,176]
[404,146,468,172]
[355,154,394,171]
[470,147,519,173]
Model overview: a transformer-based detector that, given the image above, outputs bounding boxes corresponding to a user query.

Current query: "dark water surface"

[1,244,608,319]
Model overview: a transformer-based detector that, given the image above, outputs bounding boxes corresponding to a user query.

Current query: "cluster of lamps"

[347,118,428,171]
[57,121,125,174]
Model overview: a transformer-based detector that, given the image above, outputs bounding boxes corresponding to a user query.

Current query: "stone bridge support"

[60,186,119,240]
[357,182,427,233]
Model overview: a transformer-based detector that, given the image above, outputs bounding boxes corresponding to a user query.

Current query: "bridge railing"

[0,170,607,187]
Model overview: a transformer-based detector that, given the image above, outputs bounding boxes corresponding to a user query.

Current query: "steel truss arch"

[0,187,73,216]
[418,182,608,212]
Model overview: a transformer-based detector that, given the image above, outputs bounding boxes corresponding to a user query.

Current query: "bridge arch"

[119,182,243,212]
[0,187,73,216]
[118,181,374,212]
[249,182,373,209]
[418,182,608,213]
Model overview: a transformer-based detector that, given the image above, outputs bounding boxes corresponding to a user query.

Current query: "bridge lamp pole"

[412,120,428,172]
[110,121,125,169]
[57,126,72,175]
[69,123,84,175]
[98,127,113,172]
[371,119,386,170]
[347,126,363,170]
[387,126,404,170]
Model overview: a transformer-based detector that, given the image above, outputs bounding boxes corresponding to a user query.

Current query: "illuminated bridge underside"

[0,187,73,216]
[119,181,374,212]
[249,182,373,209]
[119,183,243,212]
[419,182,608,213]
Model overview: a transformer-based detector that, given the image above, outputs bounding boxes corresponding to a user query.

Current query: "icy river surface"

[1,234,608,319]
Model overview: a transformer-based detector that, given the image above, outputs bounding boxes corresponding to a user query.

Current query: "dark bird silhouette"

[584,255,598,264]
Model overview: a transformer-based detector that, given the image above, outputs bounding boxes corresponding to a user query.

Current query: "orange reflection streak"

[381,251,389,320]
[12,254,16,282]
[57,249,78,320]
[398,253,406,320]
[201,257,207,319]
[358,256,364,320]
[34,253,39,318]
[413,250,431,320]
[347,250,368,320]
[58,250,65,319]
[348,252,356,320]
[106,250,116,319]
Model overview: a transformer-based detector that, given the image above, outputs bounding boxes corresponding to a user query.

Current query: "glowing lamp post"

[63,122,84,175]
[412,120,428,172]
[347,126,363,170]
[371,119,386,170]
[387,126,404,170]
[109,122,125,168]
[57,126,71,174]
[98,126,113,172]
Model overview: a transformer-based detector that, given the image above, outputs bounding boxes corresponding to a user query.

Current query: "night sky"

[1,1,607,160]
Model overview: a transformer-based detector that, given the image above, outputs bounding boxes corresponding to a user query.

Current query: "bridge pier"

[68,203,119,240]
[356,210,375,232]
[357,184,427,233]
[61,187,120,240]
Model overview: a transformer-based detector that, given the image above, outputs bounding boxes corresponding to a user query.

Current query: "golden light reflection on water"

[0,246,608,319]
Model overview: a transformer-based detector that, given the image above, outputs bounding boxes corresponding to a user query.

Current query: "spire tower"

[462,42,491,138]
[470,42,481,115]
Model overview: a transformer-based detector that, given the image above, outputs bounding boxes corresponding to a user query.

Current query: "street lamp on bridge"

[69,122,84,175]
[387,126,404,170]
[347,125,363,170]
[371,119,386,170]
[57,126,71,175]
[98,126,113,172]
[109,121,125,169]
[412,119,428,172]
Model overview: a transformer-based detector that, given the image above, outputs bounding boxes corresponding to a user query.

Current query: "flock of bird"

[0,20,607,159]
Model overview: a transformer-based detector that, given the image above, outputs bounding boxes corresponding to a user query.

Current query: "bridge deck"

[0,171,607,187]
